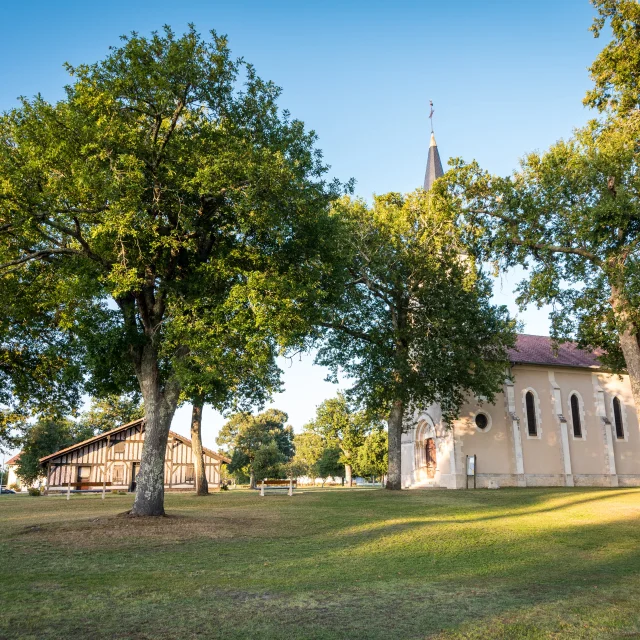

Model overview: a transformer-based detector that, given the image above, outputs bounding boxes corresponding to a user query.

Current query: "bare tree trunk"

[191,396,209,496]
[249,469,256,490]
[344,463,353,487]
[386,399,404,490]
[130,345,181,517]
[611,285,640,407]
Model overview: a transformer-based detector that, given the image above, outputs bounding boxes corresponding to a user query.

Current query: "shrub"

[9,483,20,492]
[27,487,41,497]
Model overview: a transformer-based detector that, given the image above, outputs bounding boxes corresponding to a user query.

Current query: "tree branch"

[0,248,82,272]
[471,208,601,263]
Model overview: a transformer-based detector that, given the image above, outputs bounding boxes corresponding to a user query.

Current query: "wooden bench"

[68,482,112,490]
[260,479,296,497]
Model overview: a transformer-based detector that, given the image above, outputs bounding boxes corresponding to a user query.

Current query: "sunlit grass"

[1,487,640,639]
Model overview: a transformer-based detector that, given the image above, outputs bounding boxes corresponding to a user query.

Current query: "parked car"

[0,488,16,494]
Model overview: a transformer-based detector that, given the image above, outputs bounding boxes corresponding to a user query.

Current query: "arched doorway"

[425,438,436,479]
[414,416,438,484]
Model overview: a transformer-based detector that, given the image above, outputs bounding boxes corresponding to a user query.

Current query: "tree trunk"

[190,397,209,496]
[386,399,404,490]
[130,345,180,517]
[611,285,640,407]
[344,463,352,487]
[249,469,256,490]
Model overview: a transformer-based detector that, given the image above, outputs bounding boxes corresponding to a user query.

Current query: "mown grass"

[1,487,640,639]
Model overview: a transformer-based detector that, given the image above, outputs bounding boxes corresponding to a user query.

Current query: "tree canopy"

[586,0,640,117]
[0,26,345,514]
[440,115,640,404]
[14,417,95,486]
[353,426,388,481]
[218,408,294,486]
[316,192,516,489]
[78,394,144,433]
[303,393,370,485]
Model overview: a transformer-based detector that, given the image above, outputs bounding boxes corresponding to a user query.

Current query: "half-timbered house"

[40,419,230,492]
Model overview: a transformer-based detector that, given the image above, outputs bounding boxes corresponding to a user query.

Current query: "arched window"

[525,391,537,436]
[613,396,625,439]
[570,393,582,438]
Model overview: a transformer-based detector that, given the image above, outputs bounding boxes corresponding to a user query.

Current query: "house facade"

[40,419,230,492]
[4,453,39,491]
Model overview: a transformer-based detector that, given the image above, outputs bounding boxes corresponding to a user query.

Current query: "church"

[402,132,640,489]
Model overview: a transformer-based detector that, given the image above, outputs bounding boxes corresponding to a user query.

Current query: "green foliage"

[78,394,144,433]
[0,267,84,445]
[218,408,294,481]
[353,426,388,479]
[252,442,286,481]
[585,0,640,117]
[304,393,369,468]
[27,487,41,496]
[317,192,516,422]
[0,26,347,511]
[290,430,325,477]
[440,114,640,374]
[315,447,344,480]
[15,417,94,485]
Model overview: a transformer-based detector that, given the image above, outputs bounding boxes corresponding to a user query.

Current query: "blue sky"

[1,0,605,445]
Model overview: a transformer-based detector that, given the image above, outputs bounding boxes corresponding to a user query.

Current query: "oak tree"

[316,192,515,490]
[0,27,343,514]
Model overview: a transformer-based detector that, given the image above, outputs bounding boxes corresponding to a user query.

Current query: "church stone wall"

[513,366,564,476]
[453,393,512,476]
[406,363,640,489]
[598,372,640,478]
[555,370,607,477]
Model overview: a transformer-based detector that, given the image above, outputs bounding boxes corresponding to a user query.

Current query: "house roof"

[6,453,21,466]
[508,334,602,369]
[39,418,230,464]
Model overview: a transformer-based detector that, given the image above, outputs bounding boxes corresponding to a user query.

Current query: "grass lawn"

[2,487,640,639]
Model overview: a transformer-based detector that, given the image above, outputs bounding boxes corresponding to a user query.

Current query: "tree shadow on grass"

[2,488,640,639]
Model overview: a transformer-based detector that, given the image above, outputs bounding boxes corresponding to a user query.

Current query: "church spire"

[423,101,444,191]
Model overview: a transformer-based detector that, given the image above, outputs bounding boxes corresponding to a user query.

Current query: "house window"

[613,396,625,439]
[77,466,91,482]
[570,393,582,438]
[185,464,195,483]
[525,391,537,436]
[475,412,490,431]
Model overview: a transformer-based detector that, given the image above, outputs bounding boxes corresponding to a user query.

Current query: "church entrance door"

[425,438,436,479]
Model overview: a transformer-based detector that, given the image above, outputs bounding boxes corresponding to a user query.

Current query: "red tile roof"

[508,334,601,369]
[6,453,21,466]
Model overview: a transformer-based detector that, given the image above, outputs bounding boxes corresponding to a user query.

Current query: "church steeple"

[423,131,444,191]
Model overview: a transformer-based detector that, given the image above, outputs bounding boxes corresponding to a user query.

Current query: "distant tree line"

[217,395,388,487]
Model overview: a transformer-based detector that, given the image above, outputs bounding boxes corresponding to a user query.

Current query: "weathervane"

[429,100,434,133]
